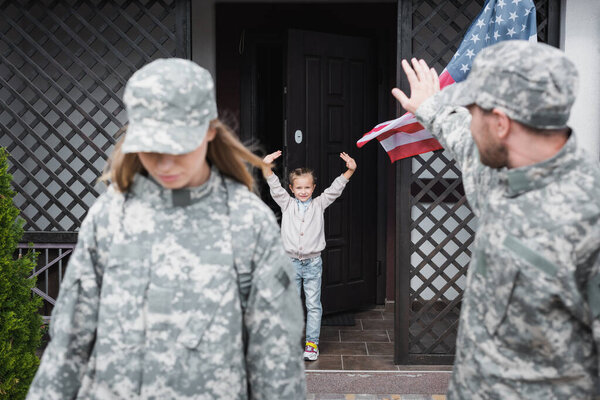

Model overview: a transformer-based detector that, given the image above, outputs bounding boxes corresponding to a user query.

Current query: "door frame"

[286,28,378,312]
[241,35,389,307]
[221,3,397,308]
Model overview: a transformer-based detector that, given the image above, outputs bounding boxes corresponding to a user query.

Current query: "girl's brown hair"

[100,120,269,192]
[288,168,316,186]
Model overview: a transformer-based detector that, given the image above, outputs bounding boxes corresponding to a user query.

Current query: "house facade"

[1,0,597,364]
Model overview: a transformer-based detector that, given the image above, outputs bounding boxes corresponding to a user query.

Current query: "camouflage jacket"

[27,168,306,400]
[416,93,600,400]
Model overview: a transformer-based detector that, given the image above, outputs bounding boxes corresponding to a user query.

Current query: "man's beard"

[479,141,508,169]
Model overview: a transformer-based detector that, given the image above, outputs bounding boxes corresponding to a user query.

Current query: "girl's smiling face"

[289,174,315,202]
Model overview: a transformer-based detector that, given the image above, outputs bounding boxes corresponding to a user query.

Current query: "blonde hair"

[288,168,316,186]
[100,120,269,192]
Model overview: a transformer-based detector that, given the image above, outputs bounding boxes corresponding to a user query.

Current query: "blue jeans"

[291,256,323,344]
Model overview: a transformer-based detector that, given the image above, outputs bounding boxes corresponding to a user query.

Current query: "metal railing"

[18,243,76,321]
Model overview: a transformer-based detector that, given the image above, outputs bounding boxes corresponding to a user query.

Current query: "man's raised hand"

[392,58,440,114]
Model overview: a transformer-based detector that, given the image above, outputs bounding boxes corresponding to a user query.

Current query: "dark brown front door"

[286,29,378,313]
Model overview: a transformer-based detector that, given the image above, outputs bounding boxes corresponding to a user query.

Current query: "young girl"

[27,59,305,399]
[261,150,356,361]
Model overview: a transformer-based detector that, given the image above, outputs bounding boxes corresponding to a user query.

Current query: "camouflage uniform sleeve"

[591,250,600,375]
[27,205,102,400]
[244,209,306,399]
[415,91,493,214]
[583,223,600,373]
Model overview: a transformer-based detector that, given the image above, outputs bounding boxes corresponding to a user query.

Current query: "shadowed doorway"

[215,2,397,314]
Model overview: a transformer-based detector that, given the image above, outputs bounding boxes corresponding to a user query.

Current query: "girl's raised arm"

[340,152,357,180]
[263,150,292,211]
[315,152,356,209]
[261,150,282,178]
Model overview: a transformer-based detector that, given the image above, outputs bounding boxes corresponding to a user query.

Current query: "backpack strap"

[222,176,254,314]
[222,175,254,397]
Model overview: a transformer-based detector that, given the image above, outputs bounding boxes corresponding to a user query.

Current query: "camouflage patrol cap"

[121,58,218,154]
[443,41,578,129]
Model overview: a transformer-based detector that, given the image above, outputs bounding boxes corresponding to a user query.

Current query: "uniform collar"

[502,131,577,198]
[129,166,221,207]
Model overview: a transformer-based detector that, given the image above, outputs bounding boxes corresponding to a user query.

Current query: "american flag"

[357,0,537,162]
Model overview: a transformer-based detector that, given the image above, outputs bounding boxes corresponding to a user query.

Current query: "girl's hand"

[340,152,357,171]
[262,150,282,178]
[263,150,282,164]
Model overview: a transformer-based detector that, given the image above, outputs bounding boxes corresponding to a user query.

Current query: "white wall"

[190,2,216,78]
[561,0,600,160]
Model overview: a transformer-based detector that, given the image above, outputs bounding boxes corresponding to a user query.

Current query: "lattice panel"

[0,0,181,231]
[409,150,476,354]
[412,0,485,72]
[407,0,555,355]
[534,0,553,43]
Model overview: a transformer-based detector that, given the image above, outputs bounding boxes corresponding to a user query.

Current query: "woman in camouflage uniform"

[27,59,306,399]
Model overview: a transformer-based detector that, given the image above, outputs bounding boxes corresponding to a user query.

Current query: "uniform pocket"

[177,278,234,350]
[178,315,216,350]
[100,244,149,345]
[470,239,519,337]
[503,235,558,277]
[482,235,560,336]
[482,263,519,336]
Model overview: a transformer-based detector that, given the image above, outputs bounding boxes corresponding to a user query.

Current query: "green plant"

[0,147,42,399]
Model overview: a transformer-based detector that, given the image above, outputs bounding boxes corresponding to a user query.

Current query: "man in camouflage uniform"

[27,58,306,399]
[394,41,600,399]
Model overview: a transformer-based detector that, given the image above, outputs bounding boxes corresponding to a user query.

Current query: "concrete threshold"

[306,370,451,395]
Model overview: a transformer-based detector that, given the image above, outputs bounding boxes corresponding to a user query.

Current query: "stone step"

[306,369,451,395]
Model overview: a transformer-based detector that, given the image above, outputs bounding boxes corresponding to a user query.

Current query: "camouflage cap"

[442,40,578,129]
[121,58,218,154]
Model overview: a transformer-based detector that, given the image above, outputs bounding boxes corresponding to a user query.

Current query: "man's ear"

[491,108,510,141]
[289,184,293,191]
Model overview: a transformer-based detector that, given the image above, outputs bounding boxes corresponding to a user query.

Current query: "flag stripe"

[378,127,436,152]
[438,69,455,89]
[387,139,444,163]
[357,113,417,146]
[375,122,426,142]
